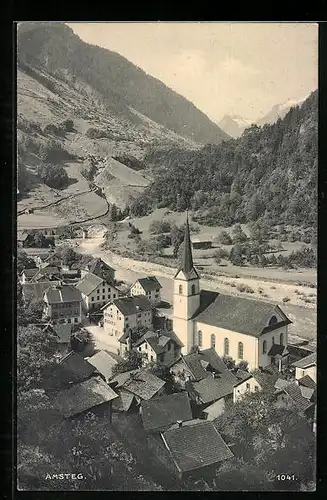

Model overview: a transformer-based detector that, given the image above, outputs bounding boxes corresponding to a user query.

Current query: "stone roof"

[135,330,184,353]
[282,382,315,413]
[234,369,253,386]
[85,258,115,282]
[44,284,82,304]
[274,378,293,391]
[141,392,193,432]
[292,352,316,369]
[191,371,238,404]
[104,295,152,316]
[298,375,316,389]
[55,376,118,418]
[200,348,229,373]
[110,369,165,400]
[58,351,96,385]
[161,420,233,473]
[195,293,291,337]
[136,276,162,292]
[21,268,38,278]
[86,350,118,382]
[76,272,104,296]
[111,390,135,412]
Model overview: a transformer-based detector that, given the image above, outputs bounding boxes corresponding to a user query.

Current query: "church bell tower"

[173,213,200,354]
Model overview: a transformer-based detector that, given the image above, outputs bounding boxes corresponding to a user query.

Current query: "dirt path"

[74,235,316,341]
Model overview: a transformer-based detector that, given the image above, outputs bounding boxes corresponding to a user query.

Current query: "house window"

[280,333,284,346]
[211,334,216,348]
[263,340,267,354]
[67,318,71,323]
[151,355,154,361]
[238,342,244,360]
[103,289,105,293]
[269,315,278,326]
[191,284,196,295]
[74,318,78,323]
[167,342,171,351]
[97,289,100,294]
[179,285,183,294]
[272,336,275,345]
[254,386,259,392]
[197,331,202,347]
[97,296,100,301]
[102,295,105,300]
[145,344,148,350]
[224,338,229,356]
[113,294,116,298]
[246,383,250,390]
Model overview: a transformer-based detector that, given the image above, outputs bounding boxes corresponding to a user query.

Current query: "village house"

[274,379,316,421]
[43,284,83,325]
[55,376,118,421]
[31,265,62,282]
[131,330,183,365]
[42,322,73,356]
[57,350,96,386]
[102,295,153,338]
[130,276,162,305]
[292,352,316,383]
[85,350,122,383]
[19,268,39,284]
[192,239,213,250]
[147,419,233,480]
[21,280,62,302]
[76,272,119,314]
[81,258,115,284]
[287,339,316,364]
[140,392,193,433]
[232,369,262,403]
[172,215,292,370]
[17,232,30,248]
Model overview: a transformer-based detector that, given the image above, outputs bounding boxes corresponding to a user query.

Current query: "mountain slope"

[132,90,318,229]
[17,22,229,145]
[257,97,308,126]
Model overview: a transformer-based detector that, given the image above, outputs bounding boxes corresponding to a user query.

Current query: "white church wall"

[258,325,288,368]
[195,321,259,370]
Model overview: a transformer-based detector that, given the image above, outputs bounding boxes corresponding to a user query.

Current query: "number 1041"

[277,474,296,481]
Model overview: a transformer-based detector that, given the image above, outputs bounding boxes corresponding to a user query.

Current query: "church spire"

[181,211,194,273]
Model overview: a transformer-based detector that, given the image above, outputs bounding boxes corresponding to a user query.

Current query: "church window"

[280,333,284,346]
[262,340,267,354]
[191,284,196,295]
[224,338,229,356]
[269,315,278,326]
[272,336,275,345]
[179,284,183,295]
[238,342,244,360]
[211,334,216,348]
[197,331,202,347]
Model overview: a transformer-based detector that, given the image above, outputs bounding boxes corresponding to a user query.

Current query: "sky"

[67,22,318,123]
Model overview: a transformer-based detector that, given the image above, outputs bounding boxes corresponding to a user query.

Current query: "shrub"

[37,163,69,189]
[237,283,254,293]
[218,231,233,245]
[149,220,171,234]
[214,248,229,260]
[60,119,75,132]
[86,128,107,139]
[230,282,237,287]
[282,297,290,303]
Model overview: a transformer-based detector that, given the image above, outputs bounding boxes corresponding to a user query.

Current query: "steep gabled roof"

[135,276,162,292]
[162,420,233,472]
[111,390,135,412]
[103,295,152,316]
[282,382,315,413]
[191,371,238,404]
[52,323,72,344]
[174,213,200,280]
[86,350,118,382]
[55,376,118,418]
[110,369,165,400]
[22,281,61,301]
[85,258,115,282]
[141,392,193,432]
[58,351,96,384]
[292,352,316,369]
[298,374,316,389]
[195,293,291,337]
[268,344,289,357]
[75,272,104,296]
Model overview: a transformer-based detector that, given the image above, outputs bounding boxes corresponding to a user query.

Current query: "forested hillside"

[132,91,317,230]
[17,22,229,145]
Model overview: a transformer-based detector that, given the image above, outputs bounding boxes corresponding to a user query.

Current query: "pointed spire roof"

[181,212,194,273]
[175,212,199,280]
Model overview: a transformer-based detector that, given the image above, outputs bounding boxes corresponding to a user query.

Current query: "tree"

[246,194,265,222]
[57,225,75,239]
[270,254,277,266]
[232,224,248,244]
[260,254,268,268]
[61,119,75,132]
[170,224,185,258]
[222,356,236,370]
[60,247,80,267]
[218,231,233,245]
[213,458,272,491]
[33,231,46,248]
[17,249,36,273]
[229,245,244,266]
[149,363,181,394]
[37,163,69,189]
[17,325,59,390]
[149,220,171,235]
[112,349,143,376]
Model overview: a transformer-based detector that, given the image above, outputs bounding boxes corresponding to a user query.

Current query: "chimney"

[177,420,182,428]
[212,371,216,378]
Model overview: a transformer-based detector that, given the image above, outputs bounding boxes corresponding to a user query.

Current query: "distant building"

[19,268,39,284]
[232,369,262,403]
[109,369,165,404]
[130,276,162,305]
[76,272,119,313]
[172,214,292,370]
[43,284,83,325]
[21,280,62,302]
[85,350,121,383]
[192,240,212,250]
[102,295,153,338]
[140,392,193,433]
[292,352,316,383]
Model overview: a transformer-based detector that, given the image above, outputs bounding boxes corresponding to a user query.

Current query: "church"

[172,216,291,371]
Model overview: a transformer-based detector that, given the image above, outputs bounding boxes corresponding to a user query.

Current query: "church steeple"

[181,212,194,273]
